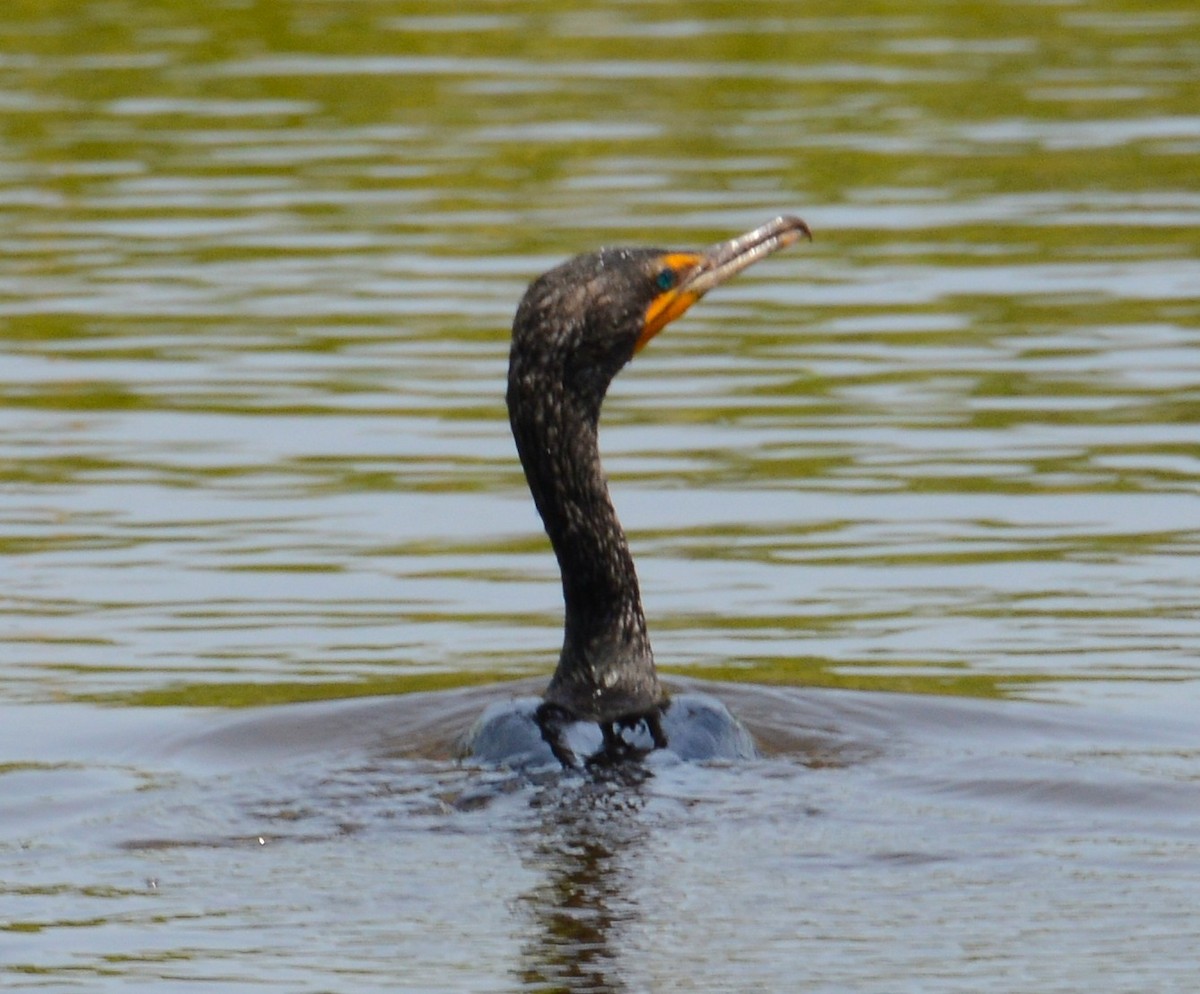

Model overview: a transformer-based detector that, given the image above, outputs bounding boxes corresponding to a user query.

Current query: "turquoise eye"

[655,268,676,291]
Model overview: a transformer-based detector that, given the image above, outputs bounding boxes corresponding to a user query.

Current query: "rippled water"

[2,1,1198,991]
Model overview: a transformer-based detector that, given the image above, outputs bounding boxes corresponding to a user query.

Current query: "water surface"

[2,1,1198,991]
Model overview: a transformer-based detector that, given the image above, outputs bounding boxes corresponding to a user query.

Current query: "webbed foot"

[589,706,670,767]
[534,701,579,768]
[535,702,672,769]
[642,708,668,751]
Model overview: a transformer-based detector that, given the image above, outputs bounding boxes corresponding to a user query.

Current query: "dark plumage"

[504,216,811,766]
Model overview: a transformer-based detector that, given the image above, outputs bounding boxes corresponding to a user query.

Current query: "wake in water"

[3,679,1197,993]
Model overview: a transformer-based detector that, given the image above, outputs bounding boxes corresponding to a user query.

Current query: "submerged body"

[467,216,810,768]
[468,692,757,768]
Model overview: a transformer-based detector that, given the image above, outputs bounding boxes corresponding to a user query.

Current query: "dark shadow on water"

[515,764,654,994]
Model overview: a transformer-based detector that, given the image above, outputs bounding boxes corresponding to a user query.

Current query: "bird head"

[509,215,812,414]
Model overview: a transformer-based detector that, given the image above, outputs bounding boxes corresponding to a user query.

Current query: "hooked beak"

[637,215,812,352]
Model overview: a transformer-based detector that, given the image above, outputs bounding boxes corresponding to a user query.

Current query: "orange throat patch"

[635,252,704,352]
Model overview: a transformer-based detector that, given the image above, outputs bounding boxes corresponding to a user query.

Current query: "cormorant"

[468,216,811,768]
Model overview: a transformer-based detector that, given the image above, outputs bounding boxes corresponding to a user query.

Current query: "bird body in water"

[467,216,811,768]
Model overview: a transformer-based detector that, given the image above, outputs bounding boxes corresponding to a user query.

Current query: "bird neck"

[509,381,654,679]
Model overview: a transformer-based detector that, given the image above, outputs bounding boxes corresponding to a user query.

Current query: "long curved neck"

[508,377,652,673]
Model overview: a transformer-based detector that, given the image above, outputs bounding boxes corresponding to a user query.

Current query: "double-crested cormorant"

[470,216,811,768]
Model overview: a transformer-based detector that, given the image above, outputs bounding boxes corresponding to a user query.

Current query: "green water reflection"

[2,0,1197,711]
